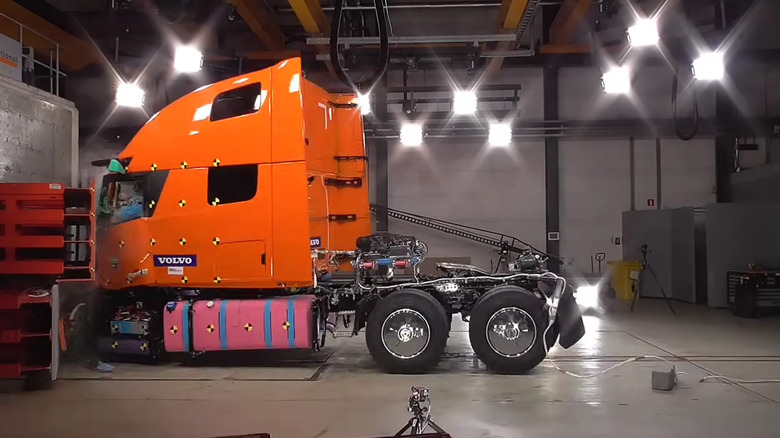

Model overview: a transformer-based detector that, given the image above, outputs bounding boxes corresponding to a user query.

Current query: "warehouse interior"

[2,0,780,436]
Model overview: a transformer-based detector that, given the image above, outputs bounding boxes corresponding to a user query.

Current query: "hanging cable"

[672,64,699,141]
[330,0,389,93]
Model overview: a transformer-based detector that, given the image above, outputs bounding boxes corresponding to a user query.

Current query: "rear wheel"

[469,286,548,374]
[366,289,448,374]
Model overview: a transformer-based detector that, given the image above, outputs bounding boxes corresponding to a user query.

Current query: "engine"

[355,233,428,283]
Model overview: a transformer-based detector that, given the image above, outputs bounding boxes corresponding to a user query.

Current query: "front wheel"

[469,286,548,374]
[366,289,448,374]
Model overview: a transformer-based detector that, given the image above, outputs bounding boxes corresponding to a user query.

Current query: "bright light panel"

[453,90,478,115]
[400,124,423,146]
[357,93,371,115]
[576,285,600,308]
[692,52,724,81]
[174,46,203,73]
[488,123,512,147]
[627,19,659,47]
[602,67,630,94]
[116,82,145,108]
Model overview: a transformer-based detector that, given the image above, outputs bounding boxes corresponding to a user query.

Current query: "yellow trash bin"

[608,260,643,300]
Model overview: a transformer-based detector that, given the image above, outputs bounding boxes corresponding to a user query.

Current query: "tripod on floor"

[630,244,676,315]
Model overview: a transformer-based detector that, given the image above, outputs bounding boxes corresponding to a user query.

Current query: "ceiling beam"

[286,0,330,35]
[549,0,592,46]
[0,1,101,71]
[227,0,285,50]
[485,0,531,76]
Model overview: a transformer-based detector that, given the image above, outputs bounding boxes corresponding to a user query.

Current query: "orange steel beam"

[286,0,330,35]
[227,0,285,50]
[549,0,592,46]
[0,1,101,71]
[485,0,531,76]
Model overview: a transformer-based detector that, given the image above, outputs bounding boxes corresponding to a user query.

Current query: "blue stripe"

[219,300,228,350]
[182,302,190,353]
[264,300,272,348]
[288,298,296,348]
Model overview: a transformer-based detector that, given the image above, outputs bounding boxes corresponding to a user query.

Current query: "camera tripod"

[630,244,676,315]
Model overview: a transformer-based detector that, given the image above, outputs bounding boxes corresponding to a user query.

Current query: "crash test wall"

[0,75,79,186]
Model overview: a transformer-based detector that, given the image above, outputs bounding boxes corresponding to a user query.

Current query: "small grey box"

[651,366,677,391]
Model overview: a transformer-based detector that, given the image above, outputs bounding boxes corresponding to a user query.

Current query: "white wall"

[377,62,758,271]
[0,76,79,186]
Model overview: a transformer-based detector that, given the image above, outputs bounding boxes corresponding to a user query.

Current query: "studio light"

[627,19,659,47]
[602,67,630,94]
[115,82,145,108]
[400,124,423,146]
[453,90,477,115]
[174,46,203,73]
[692,52,724,81]
[357,93,371,115]
[488,123,512,147]
[576,285,600,308]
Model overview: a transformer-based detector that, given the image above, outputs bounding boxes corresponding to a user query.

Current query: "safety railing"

[0,11,66,96]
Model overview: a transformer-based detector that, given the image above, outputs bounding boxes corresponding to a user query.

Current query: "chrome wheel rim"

[485,307,536,358]
[381,309,431,359]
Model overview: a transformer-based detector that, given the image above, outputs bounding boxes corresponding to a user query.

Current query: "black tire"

[366,289,448,374]
[469,286,549,374]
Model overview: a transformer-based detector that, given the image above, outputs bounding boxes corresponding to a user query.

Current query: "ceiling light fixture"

[174,46,203,73]
[400,124,423,146]
[627,19,659,47]
[601,67,631,94]
[488,123,512,147]
[692,52,724,81]
[115,82,145,108]
[453,90,478,115]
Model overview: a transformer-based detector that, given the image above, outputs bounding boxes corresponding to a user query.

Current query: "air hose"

[330,0,390,93]
[672,64,699,141]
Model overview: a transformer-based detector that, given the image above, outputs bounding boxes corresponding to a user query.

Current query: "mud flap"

[555,286,586,349]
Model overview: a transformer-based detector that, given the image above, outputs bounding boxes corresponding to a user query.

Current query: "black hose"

[672,64,699,141]
[330,0,389,93]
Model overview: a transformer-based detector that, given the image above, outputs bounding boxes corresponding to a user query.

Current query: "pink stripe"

[270,299,289,349]
[294,296,313,349]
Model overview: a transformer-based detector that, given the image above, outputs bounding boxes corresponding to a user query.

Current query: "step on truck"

[93,58,585,374]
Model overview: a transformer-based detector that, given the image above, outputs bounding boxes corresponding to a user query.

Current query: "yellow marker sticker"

[178,199,186,207]
[213,159,220,167]
[244,323,253,332]
[207,324,215,333]
[213,237,220,246]
[150,163,158,171]
[119,240,125,248]
[180,161,188,169]
[170,326,178,334]
[213,277,222,284]
[282,321,291,331]
[150,238,156,246]
[181,276,188,284]
[211,197,220,206]
[179,238,187,246]
[111,341,118,349]
[148,200,156,209]
[140,343,148,351]
[111,325,119,333]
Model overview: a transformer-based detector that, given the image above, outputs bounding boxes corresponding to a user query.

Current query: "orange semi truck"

[93,58,584,374]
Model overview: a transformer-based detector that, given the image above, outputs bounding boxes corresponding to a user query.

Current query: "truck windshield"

[98,175,146,224]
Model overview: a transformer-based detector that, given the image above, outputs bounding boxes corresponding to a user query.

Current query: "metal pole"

[49,50,53,93]
[55,44,60,96]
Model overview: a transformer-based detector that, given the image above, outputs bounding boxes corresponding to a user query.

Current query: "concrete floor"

[2,301,780,438]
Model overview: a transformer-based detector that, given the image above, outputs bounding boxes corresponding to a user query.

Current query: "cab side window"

[207,165,258,205]
[210,83,262,121]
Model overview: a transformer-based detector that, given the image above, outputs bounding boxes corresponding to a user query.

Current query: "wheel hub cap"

[381,309,430,359]
[486,307,536,358]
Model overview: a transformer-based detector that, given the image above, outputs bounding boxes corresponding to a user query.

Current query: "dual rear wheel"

[365,286,549,374]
